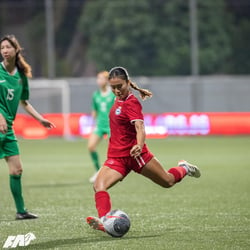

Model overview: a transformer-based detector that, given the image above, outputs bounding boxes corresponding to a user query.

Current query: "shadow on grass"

[25,234,162,249]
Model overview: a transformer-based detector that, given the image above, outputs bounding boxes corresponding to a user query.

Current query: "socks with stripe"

[95,191,111,218]
[9,175,26,213]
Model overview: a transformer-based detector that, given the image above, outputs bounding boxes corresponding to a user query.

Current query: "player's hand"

[130,145,142,158]
[40,119,56,129]
[0,114,7,134]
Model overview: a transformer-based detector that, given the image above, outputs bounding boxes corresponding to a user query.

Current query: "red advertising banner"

[13,112,250,139]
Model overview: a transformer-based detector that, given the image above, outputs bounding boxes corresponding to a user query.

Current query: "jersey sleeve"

[126,98,144,123]
[20,75,29,100]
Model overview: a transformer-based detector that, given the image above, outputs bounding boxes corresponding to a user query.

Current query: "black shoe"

[16,211,38,220]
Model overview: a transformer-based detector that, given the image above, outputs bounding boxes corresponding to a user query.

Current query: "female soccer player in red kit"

[86,66,201,232]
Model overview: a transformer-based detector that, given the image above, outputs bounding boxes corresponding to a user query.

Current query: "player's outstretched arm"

[20,100,55,129]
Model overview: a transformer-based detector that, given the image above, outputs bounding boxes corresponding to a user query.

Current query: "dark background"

[0,0,249,77]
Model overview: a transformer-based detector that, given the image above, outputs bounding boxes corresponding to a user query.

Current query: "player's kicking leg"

[178,160,201,178]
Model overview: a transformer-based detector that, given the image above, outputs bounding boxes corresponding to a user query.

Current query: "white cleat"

[178,160,201,178]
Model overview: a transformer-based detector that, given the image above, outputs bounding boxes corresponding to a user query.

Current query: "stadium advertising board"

[14,112,250,139]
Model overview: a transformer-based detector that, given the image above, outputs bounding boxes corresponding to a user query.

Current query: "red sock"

[95,191,111,218]
[168,167,187,183]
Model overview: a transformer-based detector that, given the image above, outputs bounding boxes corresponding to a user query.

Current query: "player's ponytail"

[129,81,152,101]
[109,66,152,101]
[0,35,32,78]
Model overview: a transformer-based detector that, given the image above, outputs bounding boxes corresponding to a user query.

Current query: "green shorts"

[93,126,110,138]
[0,129,19,159]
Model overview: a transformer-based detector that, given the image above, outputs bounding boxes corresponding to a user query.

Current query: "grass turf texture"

[0,137,249,250]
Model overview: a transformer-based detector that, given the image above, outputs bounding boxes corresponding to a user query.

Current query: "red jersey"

[108,93,148,157]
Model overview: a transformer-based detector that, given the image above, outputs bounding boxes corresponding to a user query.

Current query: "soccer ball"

[103,209,130,237]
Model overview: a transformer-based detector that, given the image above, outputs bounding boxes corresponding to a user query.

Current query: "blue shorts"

[104,151,154,177]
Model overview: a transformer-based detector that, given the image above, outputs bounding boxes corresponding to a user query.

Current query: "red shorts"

[104,151,154,177]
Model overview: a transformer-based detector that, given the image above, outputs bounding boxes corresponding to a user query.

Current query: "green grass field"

[0,137,250,250]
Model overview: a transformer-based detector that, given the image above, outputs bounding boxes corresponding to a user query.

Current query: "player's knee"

[93,181,106,193]
[11,167,23,176]
[88,144,96,152]
[13,162,23,175]
[93,183,101,192]
[18,167,23,175]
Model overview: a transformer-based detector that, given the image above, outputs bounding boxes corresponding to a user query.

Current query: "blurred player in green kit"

[0,35,55,220]
[88,71,115,183]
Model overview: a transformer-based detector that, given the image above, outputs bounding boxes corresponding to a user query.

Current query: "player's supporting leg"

[94,166,124,216]
[140,157,200,187]
[88,133,102,183]
[86,166,123,231]
[6,155,38,220]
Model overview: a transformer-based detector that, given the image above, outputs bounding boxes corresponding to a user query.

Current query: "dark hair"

[109,66,152,100]
[0,34,32,78]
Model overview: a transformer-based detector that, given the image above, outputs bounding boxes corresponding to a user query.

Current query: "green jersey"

[0,62,29,128]
[92,89,115,128]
